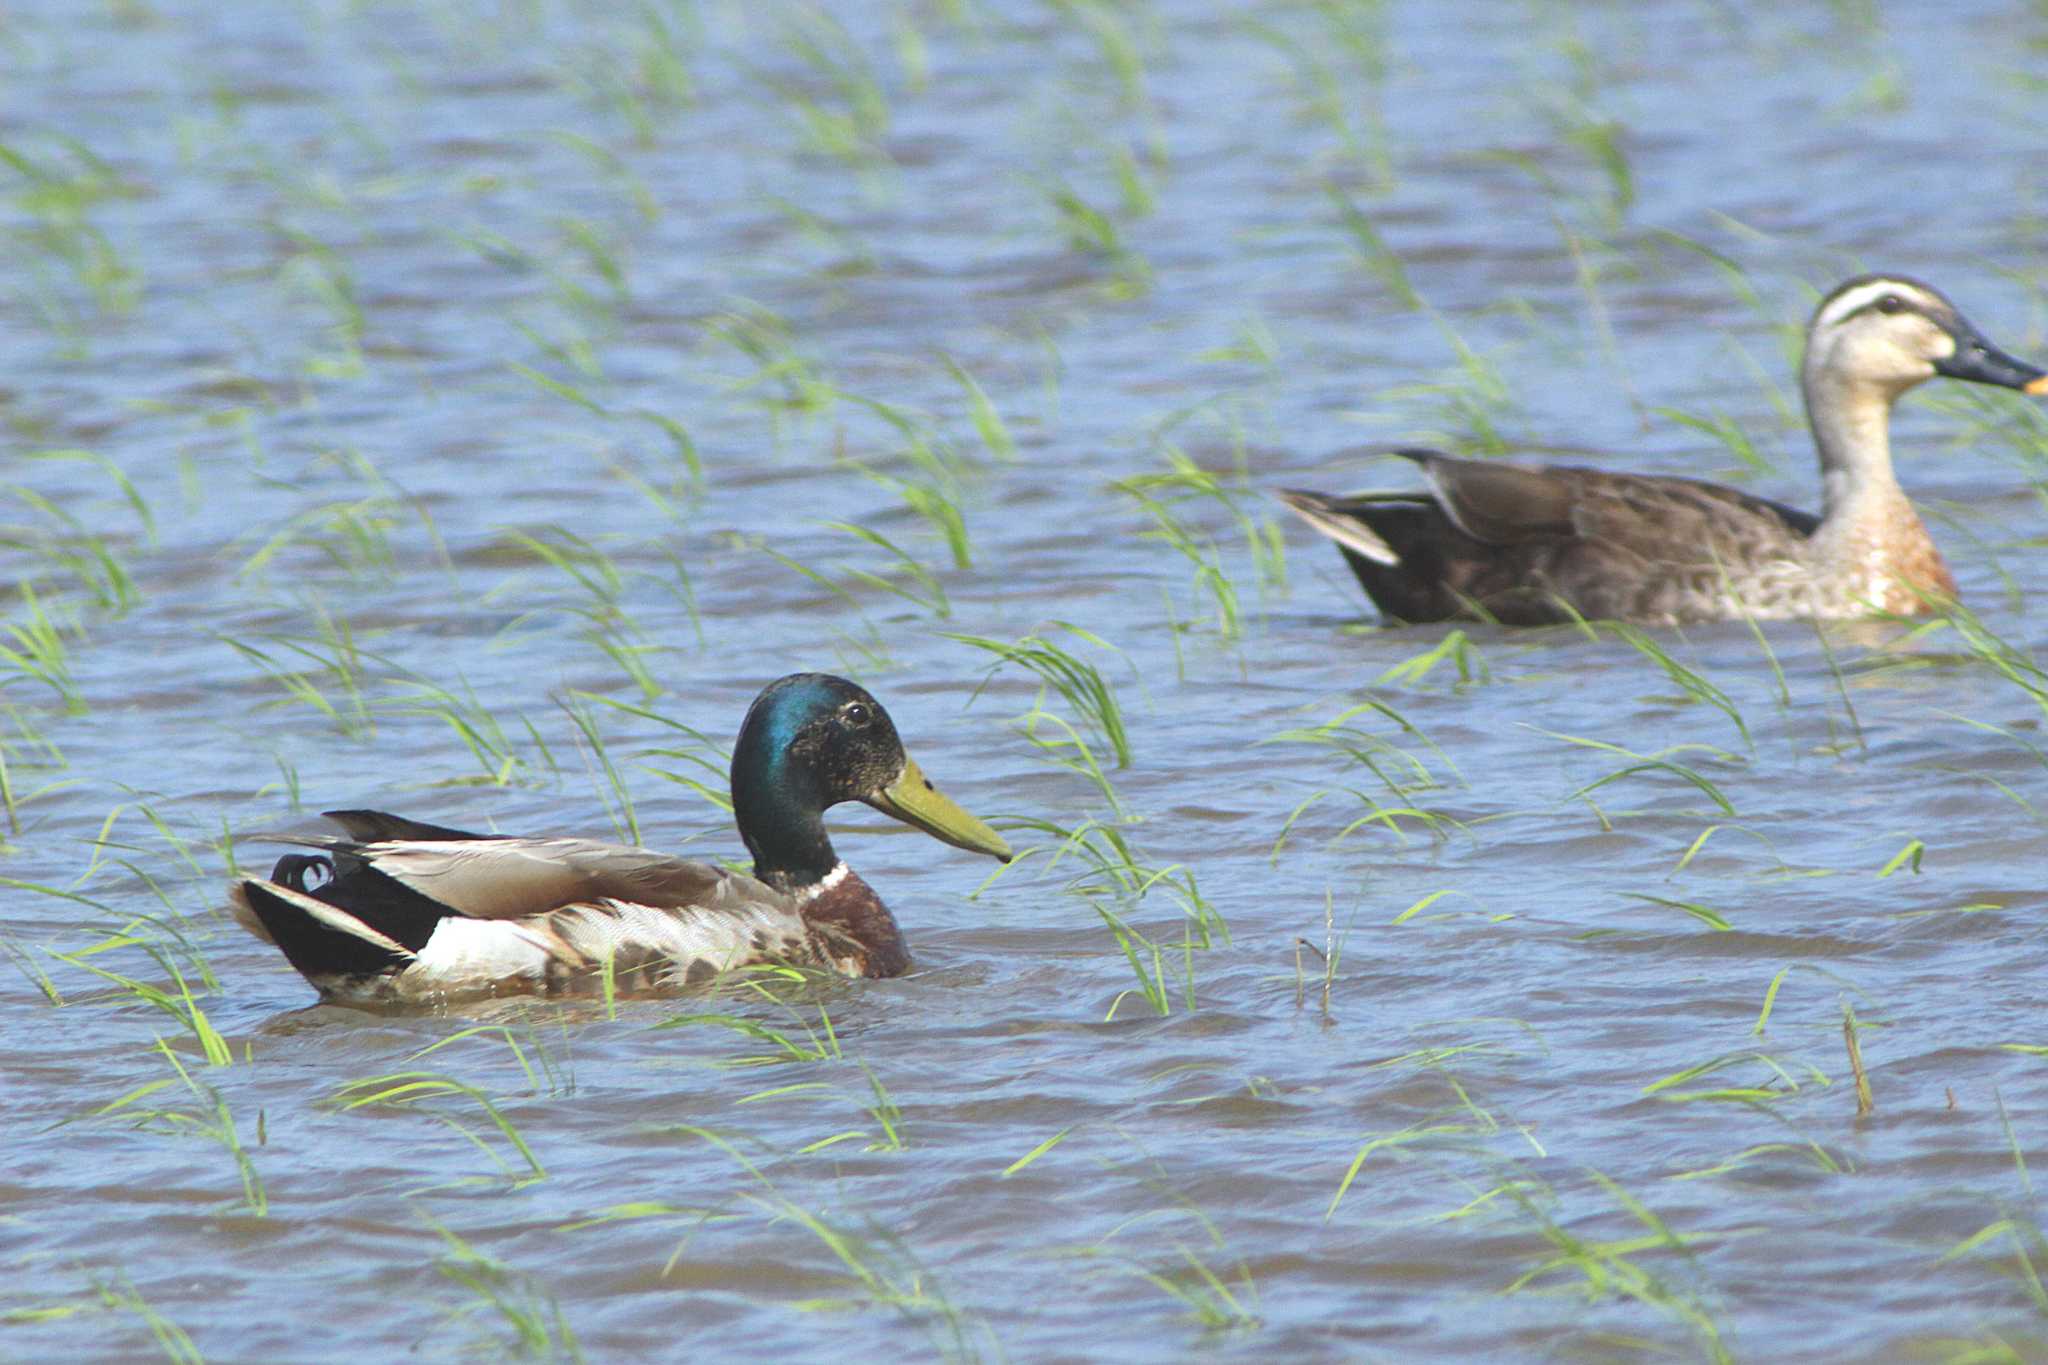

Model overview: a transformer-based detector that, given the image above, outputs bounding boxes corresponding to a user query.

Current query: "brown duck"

[230,674,1013,1004]
[1279,274,2048,625]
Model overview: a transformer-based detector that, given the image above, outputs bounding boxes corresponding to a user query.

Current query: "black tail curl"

[271,852,334,893]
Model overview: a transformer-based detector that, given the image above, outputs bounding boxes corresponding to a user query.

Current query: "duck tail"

[1273,488,1402,566]
[229,878,419,988]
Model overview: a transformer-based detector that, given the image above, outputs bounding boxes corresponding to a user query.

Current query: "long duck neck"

[730,756,841,893]
[1800,364,1954,606]
[1805,366,1907,528]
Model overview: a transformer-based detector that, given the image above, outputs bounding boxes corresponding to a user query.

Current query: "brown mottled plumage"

[1280,275,2048,626]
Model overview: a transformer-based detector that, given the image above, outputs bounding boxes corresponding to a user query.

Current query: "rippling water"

[5,1,2048,1359]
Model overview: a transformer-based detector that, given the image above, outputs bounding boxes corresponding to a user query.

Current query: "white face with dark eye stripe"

[1805,277,1961,394]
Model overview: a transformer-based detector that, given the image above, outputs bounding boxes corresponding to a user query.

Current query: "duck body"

[1284,451,1874,626]
[1282,275,2047,626]
[229,675,1012,1004]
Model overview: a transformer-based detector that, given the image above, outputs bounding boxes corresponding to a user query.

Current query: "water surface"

[4,1,2048,1359]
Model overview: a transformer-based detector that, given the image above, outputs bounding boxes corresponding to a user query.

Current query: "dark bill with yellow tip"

[864,755,1014,862]
[1934,318,2048,393]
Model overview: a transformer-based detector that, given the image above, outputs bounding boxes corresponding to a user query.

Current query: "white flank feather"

[407,916,560,986]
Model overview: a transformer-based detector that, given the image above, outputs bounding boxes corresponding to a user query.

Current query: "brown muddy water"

[6,1,2048,1360]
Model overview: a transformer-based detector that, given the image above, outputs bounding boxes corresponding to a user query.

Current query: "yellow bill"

[864,755,1013,862]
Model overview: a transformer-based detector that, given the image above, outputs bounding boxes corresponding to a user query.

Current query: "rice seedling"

[940,355,1018,466]
[1373,315,1517,456]
[762,192,879,273]
[1603,626,1756,750]
[69,1036,266,1216]
[950,624,1131,767]
[820,519,953,617]
[655,970,851,1065]
[1501,1171,1735,1364]
[1003,815,1226,1018]
[48,914,229,1061]
[485,523,688,700]
[556,3,698,146]
[216,620,373,741]
[1940,1218,2048,1321]
[1375,628,1490,688]
[1055,1148,1260,1332]
[1621,891,1735,933]
[385,668,551,788]
[0,487,140,614]
[1039,177,1152,297]
[577,1121,991,1355]
[557,691,640,845]
[833,385,979,483]
[504,358,705,498]
[0,581,85,714]
[234,493,413,586]
[1524,725,1742,824]
[547,130,659,225]
[328,1071,548,1188]
[854,1064,904,1153]
[700,305,837,420]
[0,133,145,318]
[555,214,631,309]
[1325,1114,1502,1222]
[7,446,153,591]
[1266,695,1465,852]
[1640,1050,1829,1106]
[1325,183,1418,309]
[1654,403,1773,479]
[1002,1126,1073,1178]
[430,1222,584,1363]
[1665,1138,1848,1181]
[1113,446,1289,637]
[1,924,64,1003]
[0,702,71,839]
[749,1187,988,1352]
[1842,1004,1875,1117]
[410,1022,575,1098]
[1079,1242,1259,1334]
[767,7,896,170]
[72,794,221,894]
[1114,483,1241,641]
[1509,29,1637,238]
[1048,0,1153,111]
[570,690,729,816]
[1940,1099,2048,1322]
[1293,890,1341,1018]
[1193,312,1280,371]
[275,229,366,377]
[86,1272,203,1365]
[1241,3,1395,188]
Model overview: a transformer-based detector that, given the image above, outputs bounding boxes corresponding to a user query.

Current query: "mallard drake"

[1279,274,2048,625]
[230,673,1013,1004]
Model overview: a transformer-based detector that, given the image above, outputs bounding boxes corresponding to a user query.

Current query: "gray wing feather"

[360,837,755,921]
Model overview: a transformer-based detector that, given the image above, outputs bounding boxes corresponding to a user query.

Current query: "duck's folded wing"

[1408,452,1579,544]
[348,836,748,921]
[1416,452,1818,562]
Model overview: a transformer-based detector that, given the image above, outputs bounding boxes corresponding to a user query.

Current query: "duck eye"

[842,702,872,727]
[1877,294,1904,314]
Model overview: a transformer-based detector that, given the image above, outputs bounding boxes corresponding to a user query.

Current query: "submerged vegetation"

[3,0,2047,1361]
